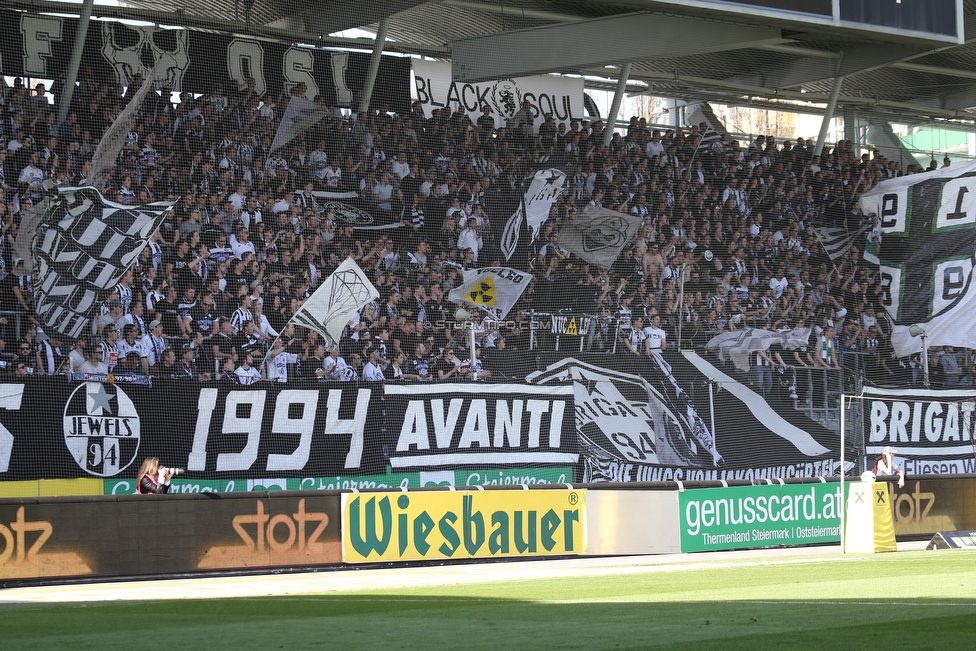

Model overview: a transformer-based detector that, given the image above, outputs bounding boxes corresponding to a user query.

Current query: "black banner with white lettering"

[0,10,410,111]
[0,379,577,482]
[0,380,386,481]
[862,387,976,475]
[0,351,848,484]
[383,383,577,470]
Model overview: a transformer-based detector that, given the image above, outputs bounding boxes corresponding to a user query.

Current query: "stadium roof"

[8,0,976,125]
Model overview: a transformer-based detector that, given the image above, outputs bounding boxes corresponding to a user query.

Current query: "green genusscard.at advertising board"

[680,483,842,552]
[104,467,574,495]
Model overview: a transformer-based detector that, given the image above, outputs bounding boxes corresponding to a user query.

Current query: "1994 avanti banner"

[0,380,576,483]
[0,352,847,489]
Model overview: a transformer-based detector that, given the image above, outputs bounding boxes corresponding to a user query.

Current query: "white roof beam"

[732,44,935,90]
[450,12,785,83]
[621,69,974,119]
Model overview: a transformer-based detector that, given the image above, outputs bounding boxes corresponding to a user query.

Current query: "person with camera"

[872,446,905,488]
[135,457,183,494]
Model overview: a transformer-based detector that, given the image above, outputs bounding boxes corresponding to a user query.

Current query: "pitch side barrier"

[3,476,974,585]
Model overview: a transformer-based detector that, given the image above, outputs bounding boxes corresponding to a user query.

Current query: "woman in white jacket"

[253,299,279,339]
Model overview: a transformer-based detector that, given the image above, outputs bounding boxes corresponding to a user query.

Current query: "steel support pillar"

[814,75,844,157]
[603,63,631,146]
[358,17,390,114]
[58,0,94,125]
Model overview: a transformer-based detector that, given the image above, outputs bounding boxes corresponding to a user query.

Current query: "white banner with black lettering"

[862,386,976,475]
[412,59,584,131]
[383,383,577,469]
[449,266,532,320]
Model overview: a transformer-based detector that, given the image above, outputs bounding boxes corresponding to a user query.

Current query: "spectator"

[235,351,261,385]
[434,347,466,380]
[142,319,169,367]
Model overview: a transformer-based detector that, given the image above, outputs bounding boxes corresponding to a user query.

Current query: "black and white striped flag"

[812,225,869,262]
[32,187,174,338]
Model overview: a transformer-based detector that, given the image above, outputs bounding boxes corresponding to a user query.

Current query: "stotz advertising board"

[679,483,842,552]
[0,492,341,582]
[889,477,976,537]
[341,489,586,563]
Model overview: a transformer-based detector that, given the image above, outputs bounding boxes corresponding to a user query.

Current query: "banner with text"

[0,9,409,109]
[862,386,976,475]
[383,383,577,470]
[525,353,848,483]
[0,379,576,484]
[0,493,341,582]
[103,467,574,495]
[888,477,976,537]
[341,489,586,563]
[857,160,976,356]
[679,483,842,553]
[412,59,584,130]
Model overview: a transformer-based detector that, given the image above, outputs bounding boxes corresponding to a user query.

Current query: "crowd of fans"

[0,69,971,390]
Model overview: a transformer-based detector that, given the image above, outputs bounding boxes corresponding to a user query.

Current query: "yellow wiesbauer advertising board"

[342,489,586,563]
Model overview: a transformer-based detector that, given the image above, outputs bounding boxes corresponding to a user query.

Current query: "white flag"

[448,267,532,320]
[524,168,566,239]
[270,96,332,153]
[558,204,642,268]
[288,258,379,346]
[499,168,565,261]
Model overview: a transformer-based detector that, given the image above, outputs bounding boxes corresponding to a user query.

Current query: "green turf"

[2,550,976,650]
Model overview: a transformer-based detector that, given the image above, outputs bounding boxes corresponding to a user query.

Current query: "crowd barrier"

[2,475,973,585]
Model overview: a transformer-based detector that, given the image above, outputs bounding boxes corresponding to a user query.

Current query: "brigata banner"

[341,489,586,563]
[412,59,584,130]
[383,383,577,470]
[679,483,842,552]
[862,386,976,475]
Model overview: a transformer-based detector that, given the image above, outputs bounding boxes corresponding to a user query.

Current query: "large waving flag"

[270,96,332,153]
[499,168,565,263]
[26,62,171,338]
[558,204,641,268]
[858,159,976,356]
[33,187,174,338]
[287,257,379,347]
[448,267,532,320]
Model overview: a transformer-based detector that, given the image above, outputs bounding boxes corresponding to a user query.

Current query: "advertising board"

[342,489,586,563]
[679,483,842,552]
[0,492,341,582]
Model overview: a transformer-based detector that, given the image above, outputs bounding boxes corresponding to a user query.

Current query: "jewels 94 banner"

[0,379,577,483]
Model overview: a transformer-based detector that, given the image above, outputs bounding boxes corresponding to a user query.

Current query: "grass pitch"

[2,550,975,650]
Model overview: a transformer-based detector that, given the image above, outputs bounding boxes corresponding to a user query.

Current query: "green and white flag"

[858,159,976,356]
